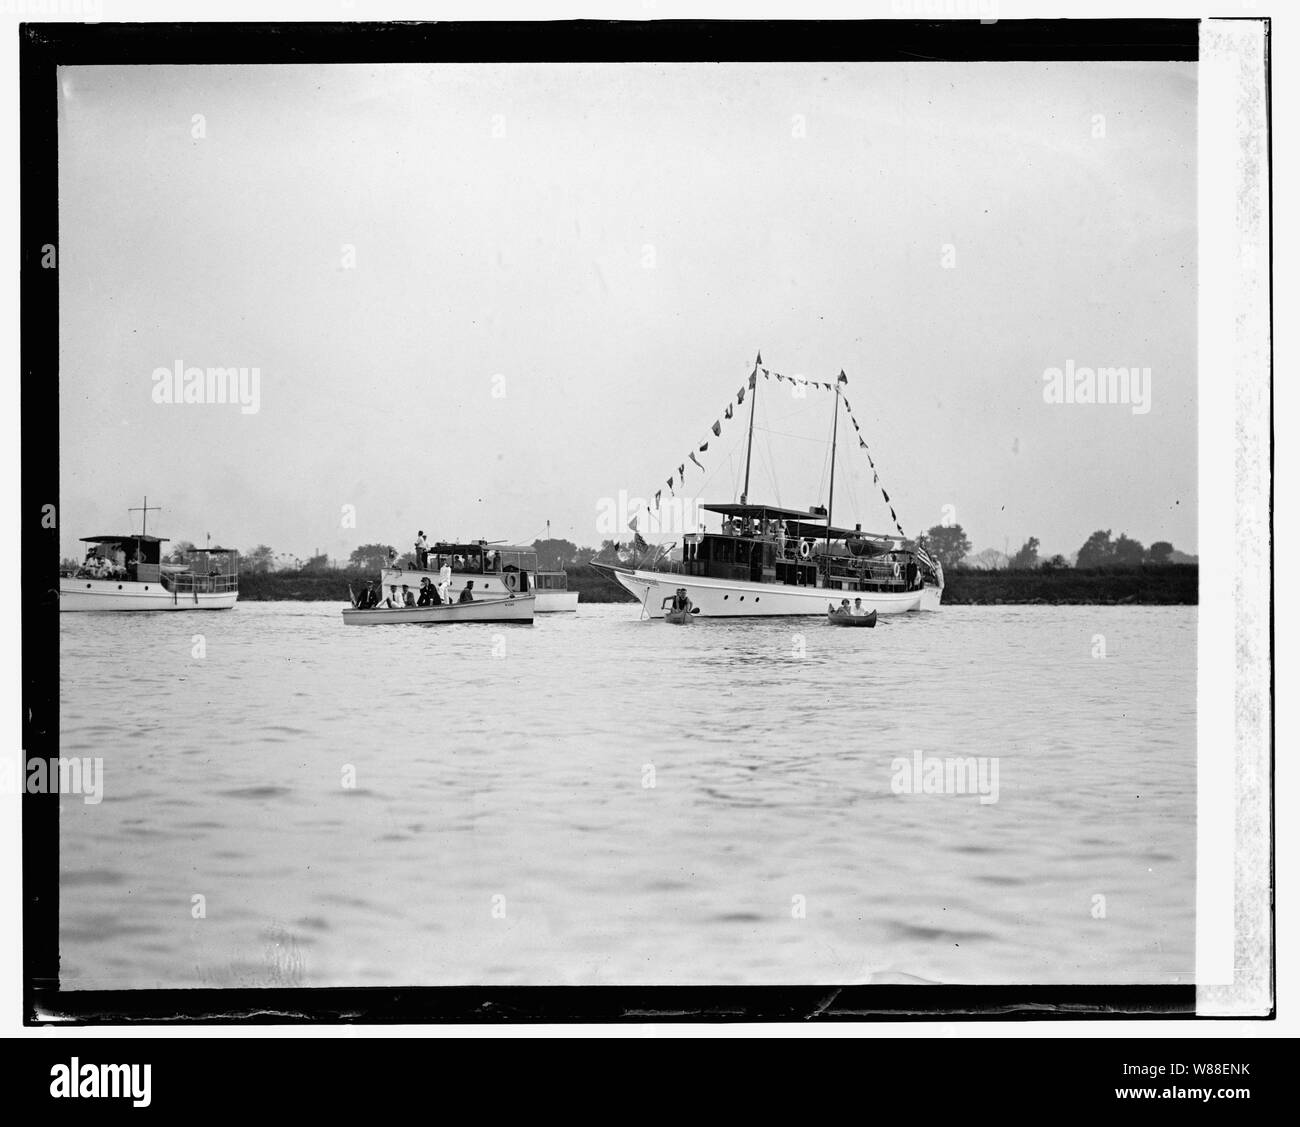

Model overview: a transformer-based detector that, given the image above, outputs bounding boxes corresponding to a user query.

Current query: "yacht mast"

[740,353,760,505]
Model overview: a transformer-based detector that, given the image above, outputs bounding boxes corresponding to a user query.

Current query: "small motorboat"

[663,608,695,625]
[343,593,534,625]
[827,605,877,628]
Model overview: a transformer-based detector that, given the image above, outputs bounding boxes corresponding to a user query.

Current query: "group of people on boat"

[77,547,137,581]
[386,533,501,576]
[831,598,872,617]
[355,576,476,610]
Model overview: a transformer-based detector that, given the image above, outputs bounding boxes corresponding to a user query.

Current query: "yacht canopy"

[700,503,898,543]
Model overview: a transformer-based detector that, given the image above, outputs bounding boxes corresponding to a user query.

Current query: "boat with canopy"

[596,356,943,619]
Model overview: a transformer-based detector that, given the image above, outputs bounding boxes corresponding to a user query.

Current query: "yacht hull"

[605,566,942,618]
[534,591,579,613]
[59,578,238,611]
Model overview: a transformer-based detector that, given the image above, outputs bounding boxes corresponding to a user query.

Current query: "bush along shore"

[236,563,1196,605]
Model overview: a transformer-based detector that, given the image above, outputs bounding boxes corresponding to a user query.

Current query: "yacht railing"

[161,572,239,594]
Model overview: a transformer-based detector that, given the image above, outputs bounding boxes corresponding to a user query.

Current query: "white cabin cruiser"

[380,541,577,612]
[60,535,239,612]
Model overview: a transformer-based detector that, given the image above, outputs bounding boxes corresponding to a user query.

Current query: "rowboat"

[342,594,534,625]
[828,606,877,627]
[663,608,695,625]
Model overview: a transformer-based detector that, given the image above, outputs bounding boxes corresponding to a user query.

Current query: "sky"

[57,60,1196,563]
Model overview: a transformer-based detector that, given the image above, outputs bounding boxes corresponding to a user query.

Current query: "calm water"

[59,602,1195,988]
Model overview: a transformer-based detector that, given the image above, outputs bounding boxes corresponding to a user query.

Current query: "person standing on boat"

[457,581,475,604]
[415,531,428,570]
[387,547,401,570]
[438,562,452,604]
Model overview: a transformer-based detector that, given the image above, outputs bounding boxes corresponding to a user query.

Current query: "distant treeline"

[237,563,1196,604]
[942,564,1197,605]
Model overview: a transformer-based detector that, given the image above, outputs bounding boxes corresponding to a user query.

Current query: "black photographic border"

[23,16,1255,1026]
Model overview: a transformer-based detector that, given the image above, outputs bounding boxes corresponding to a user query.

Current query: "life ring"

[892,561,901,580]
[798,539,812,561]
[505,571,519,592]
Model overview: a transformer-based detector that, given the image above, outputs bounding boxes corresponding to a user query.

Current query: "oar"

[348,582,358,608]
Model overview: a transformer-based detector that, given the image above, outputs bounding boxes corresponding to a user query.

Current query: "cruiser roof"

[701,503,897,542]
[80,534,168,543]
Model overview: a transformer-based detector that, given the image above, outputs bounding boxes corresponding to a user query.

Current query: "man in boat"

[457,580,475,604]
[438,563,452,604]
[386,584,402,608]
[416,577,441,606]
[851,598,867,616]
[415,531,428,570]
[670,587,693,613]
[358,581,380,609]
[401,584,416,607]
[387,547,401,570]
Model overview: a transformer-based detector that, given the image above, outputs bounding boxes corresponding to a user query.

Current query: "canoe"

[664,609,695,624]
[827,607,877,628]
[342,594,534,625]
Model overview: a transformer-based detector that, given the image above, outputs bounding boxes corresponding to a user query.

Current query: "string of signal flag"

[633,353,907,539]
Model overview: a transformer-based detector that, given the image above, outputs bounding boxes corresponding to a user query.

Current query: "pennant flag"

[699,440,709,452]
[628,514,638,532]
[852,419,860,431]
[881,489,890,504]
[838,370,848,384]
[689,451,703,470]
[749,371,757,389]
[654,490,662,509]
[712,420,721,436]
[725,403,734,419]
[756,351,763,366]
[678,463,686,479]
[843,399,852,413]
[889,507,898,521]
[667,476,674,492]
[738,386,746,405]
[874,472,879,485]
[859,437,867,448]
[761,368,770,378]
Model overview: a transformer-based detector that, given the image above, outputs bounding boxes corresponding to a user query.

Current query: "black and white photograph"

[10,3,1279,1059]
